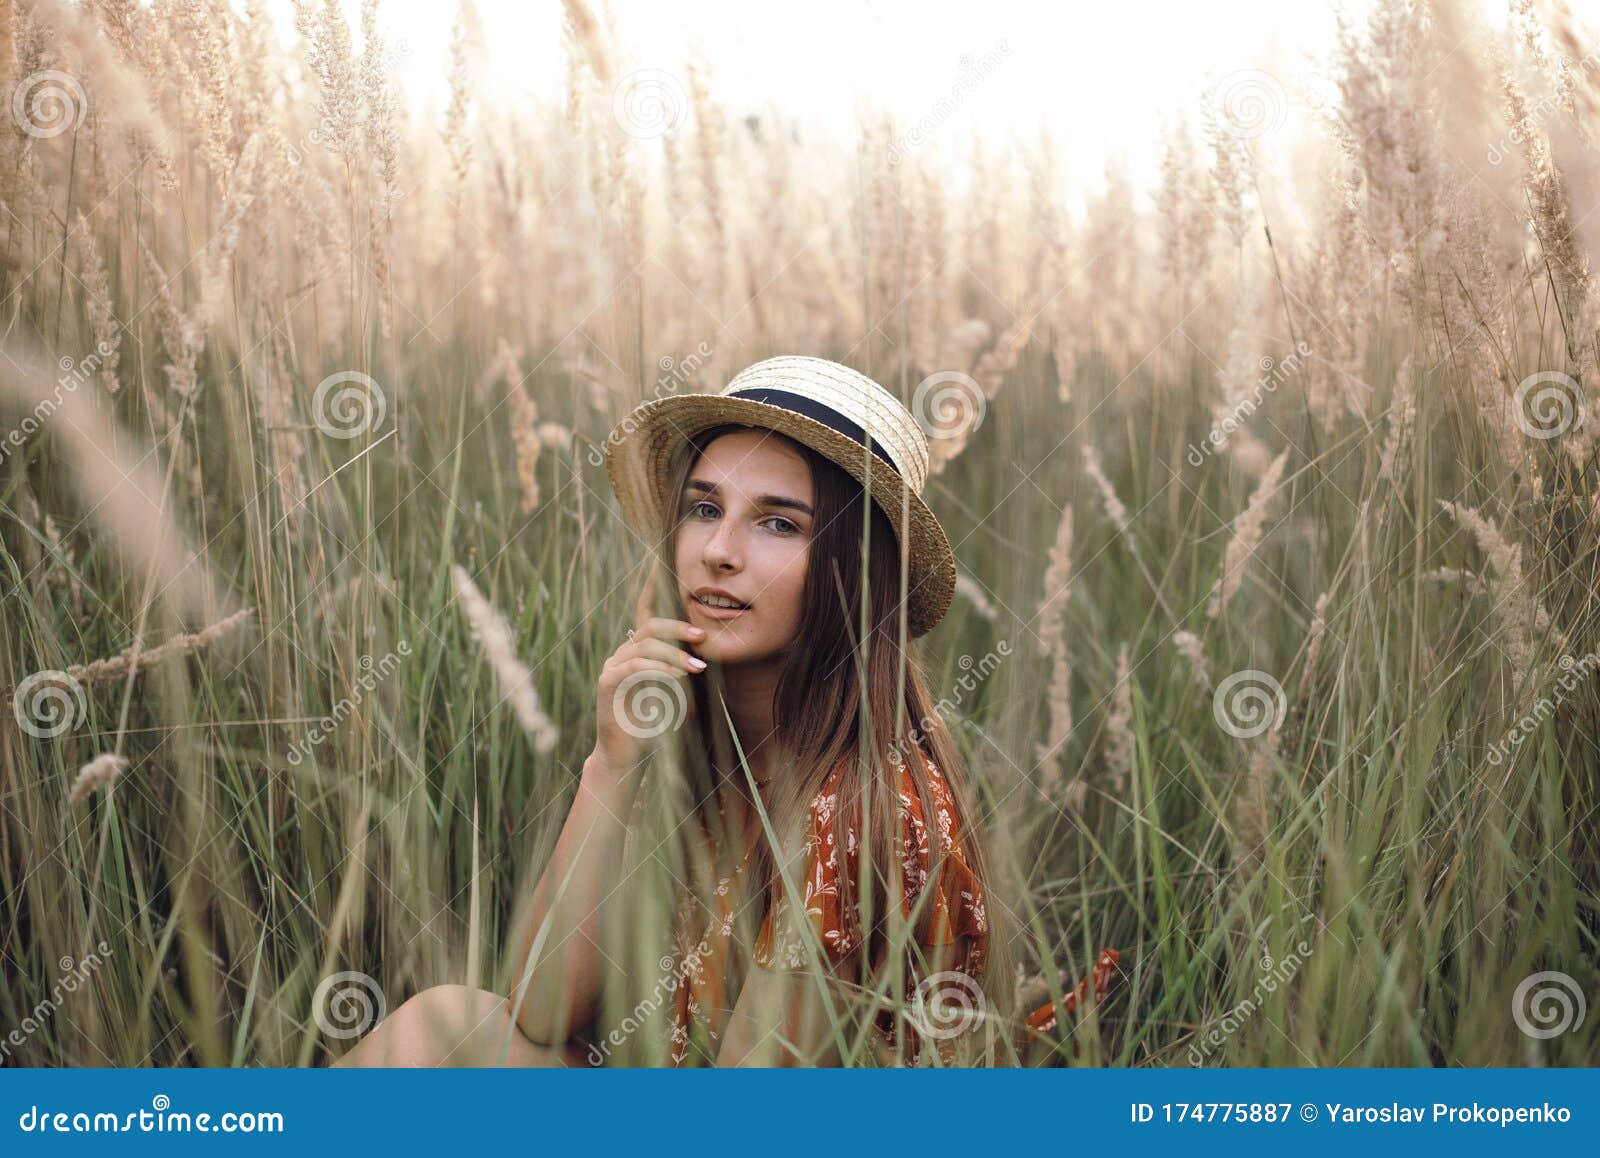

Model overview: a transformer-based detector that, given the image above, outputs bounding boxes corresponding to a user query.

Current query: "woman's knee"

[349,984,589,1067]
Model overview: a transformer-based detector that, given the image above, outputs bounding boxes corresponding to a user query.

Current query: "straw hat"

[603,356,956,637]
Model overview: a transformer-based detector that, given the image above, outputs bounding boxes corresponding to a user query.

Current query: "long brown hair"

[650,421,1011,1024]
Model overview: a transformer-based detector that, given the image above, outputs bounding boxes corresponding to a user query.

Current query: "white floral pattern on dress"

[667,746,990,1066]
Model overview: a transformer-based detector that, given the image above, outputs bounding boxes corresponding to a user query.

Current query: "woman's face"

[673,428,815,666]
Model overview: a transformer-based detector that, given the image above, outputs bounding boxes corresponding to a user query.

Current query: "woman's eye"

[764,516,800,535]
[689,500,719,519]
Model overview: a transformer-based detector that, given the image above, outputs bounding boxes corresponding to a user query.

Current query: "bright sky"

[266,0,1539,201]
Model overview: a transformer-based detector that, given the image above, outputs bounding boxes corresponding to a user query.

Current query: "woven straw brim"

[604,393,956,637]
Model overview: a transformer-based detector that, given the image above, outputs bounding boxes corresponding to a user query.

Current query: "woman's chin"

[694,627,773,668]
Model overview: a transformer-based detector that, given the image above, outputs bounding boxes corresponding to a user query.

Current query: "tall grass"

[1,0,1596,1066]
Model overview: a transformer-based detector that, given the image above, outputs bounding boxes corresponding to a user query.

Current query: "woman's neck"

[715,655,782,788]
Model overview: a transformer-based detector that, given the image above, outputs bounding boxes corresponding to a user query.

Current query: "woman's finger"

[616,656,685,679]
[637,616,705,643]
[624,636,706,671]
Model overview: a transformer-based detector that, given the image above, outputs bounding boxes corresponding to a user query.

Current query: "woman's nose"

[703,521,740,571]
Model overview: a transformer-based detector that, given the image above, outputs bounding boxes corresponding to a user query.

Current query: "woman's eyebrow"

[685,478,814,517]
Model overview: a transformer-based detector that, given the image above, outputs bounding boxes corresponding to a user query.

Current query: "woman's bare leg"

[333,985,593,1068]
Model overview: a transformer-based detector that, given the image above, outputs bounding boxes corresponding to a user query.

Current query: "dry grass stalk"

[1207,448,1290,620]
[201,132,264,320]
[362,0,401,338]
[1035,505,1074,796]
[1235,732,1279,864]
[490,340,544,514]
[293,0,361,165]
[1378,357,1415,482]
[1299,591,1331,698]
[1102,642,1135,796]
[67,608,255,685]
[1083,445,1131,539]
[1172,629,1211,693]
[67,753,128,807]
[450,565,559,753]
[953,570,999,625]
[72,213,121,394]
[1437,501,1559,676]
[138,238,203,401]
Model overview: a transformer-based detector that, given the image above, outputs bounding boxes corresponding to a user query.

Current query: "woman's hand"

[590,562,707,775]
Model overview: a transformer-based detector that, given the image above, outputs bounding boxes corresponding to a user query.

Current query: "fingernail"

[688,657,707,671]
[689,627,707,637]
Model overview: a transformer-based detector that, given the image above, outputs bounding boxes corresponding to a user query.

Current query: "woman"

[337,356,1109,1067]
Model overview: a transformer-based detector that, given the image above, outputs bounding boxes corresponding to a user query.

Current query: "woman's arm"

[504,750,641,1046]
[715,964,845,1066]
[506,582,706,1046]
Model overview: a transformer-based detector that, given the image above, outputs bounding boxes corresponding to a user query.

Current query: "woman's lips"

[689,593,750,621]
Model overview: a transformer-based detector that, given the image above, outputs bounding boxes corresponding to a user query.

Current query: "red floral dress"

[665,746,1119,1065]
